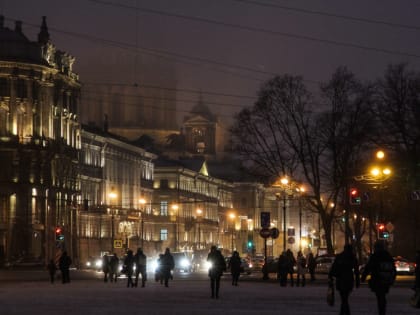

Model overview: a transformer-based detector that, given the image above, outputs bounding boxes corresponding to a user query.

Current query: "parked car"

[393,256,415,274]
[225,256,252,275]
[315,255,335,274]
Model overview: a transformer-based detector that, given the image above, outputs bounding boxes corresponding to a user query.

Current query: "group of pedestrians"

[46,251,72,284]
[329,241,397,315]
[277,249,316,287]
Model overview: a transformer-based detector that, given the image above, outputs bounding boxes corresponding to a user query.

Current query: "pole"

[283,195,286,251]
[111,210,114,252]
[262,238,268,280]
[198,222,201,250]
[299,198,302,251]
[231,227,234,252]
[141,214,144,249]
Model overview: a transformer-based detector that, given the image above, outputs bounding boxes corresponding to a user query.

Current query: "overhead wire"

[231,0,420,32]
[88,0,420,59]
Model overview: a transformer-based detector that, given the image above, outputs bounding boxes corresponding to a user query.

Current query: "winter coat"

[207,250,226,279]
[361,249,395,293]
[329,251,359,292]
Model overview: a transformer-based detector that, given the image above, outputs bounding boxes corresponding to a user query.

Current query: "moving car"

[172,252,193,273]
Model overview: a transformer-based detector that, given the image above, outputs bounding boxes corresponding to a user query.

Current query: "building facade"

[0,16,81,265]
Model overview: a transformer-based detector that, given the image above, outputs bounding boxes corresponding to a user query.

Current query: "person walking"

[307,252,316,282]
[58,251,72,284]
[277,251,289,287]
[285,249,296,286]
[102,254,110,282]
[296,251,306,287]
[207,245,226,299]
[109,253,119,283]
[124,249,135,288]
[47,259,57,284]
[329,244,360,315]
[361,241,395,315]
[228,250,241,286]
[134,248,147,288]
[160,248,175,287]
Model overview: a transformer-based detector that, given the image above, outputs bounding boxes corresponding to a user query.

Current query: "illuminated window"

[160,201,168,216]
[160,229,168,241]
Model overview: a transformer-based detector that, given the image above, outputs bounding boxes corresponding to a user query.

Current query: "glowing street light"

[109,187,118,251]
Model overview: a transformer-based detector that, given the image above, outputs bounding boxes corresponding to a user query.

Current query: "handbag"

[327,279,335,306]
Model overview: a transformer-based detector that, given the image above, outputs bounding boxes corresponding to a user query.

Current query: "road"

[0,269,418,315]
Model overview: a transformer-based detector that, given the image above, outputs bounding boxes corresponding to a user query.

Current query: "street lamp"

[196,208,203,249]
[297,186,305,251]
[229,212,236,253]
[109,188,117,252]
[139,198,146,249]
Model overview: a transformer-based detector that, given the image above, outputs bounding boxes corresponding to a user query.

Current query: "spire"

[38,16,50,44]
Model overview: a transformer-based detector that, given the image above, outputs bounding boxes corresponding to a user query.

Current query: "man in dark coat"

[285,249,296,286]
[160,248,175,287]
[277,251,289,287]
[58,251,72,284]
[207,246,226,299]
[361,241,396,315]
[134,248,147,287]
[124,250,135,288]
[329,244,360,315]
[228,251,241,286]
[109,253,119,283]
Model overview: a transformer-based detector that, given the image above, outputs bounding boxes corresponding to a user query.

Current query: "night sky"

[2,0,420,125]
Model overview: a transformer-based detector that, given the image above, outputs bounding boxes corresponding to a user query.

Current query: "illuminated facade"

[78,126,156,263]
[0,16,81,264]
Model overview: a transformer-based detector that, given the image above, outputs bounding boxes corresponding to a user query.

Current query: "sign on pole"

[114,239,123,248]
[261,212,270,228]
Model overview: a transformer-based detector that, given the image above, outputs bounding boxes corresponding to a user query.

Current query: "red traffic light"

[55,227,62,234]
[350,188,358,196]
[377,224,385,231]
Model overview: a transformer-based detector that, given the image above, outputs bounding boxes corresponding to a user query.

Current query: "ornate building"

[78,125,156,263]
[0,16,81,264]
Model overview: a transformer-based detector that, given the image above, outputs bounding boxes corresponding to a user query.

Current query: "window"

[160,179,168,189]
[160,229,168,241]
[160,201,168,216]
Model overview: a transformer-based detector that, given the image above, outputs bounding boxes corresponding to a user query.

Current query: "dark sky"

[2,0,420,125]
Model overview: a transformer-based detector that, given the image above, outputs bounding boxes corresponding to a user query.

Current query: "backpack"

[378,261,395,286]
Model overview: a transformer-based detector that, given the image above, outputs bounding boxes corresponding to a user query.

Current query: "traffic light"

[349,188,361,205]
[247,240,253,249]
[55,226,64,241]
[377,223,389,239]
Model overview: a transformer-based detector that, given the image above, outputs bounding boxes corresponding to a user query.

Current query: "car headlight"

[95,259,102,268]
[150,261,158,272]
[86,261,91,267]
[205,261,212,269]
[180,258,190,268]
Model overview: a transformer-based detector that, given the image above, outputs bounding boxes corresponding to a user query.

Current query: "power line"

[232,0,420,32]
[83,82,258,100]
[88,0,420,59]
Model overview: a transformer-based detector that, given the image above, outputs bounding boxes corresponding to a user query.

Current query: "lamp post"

[139,198,146,249]
[109,188,117,252]
[196,208,203,249]
[172,204,179,251]
[229,212,236,253]
[298,186,305,251]
[280,177,289,252]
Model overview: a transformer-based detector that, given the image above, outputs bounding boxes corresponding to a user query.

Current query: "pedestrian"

[296,251,306,287]
[109,253,119,282]
[160,248,175,287]
[134,248,147,288]
[285,249,296,286]
[58,251,72,284]
[102,254,109,282]
[207,245,226,299]
[277,251,289,287]
[155,254,163,284]
[411,250,420,307]
[361,241,396,315]
[228,250,241,286]
[307,252,316,282]
[329,244,360,315]
[47,259,57,284]
[124,249,135,288]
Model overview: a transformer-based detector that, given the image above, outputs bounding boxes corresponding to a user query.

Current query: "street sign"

[270,227,280,239]
[288,237,295,244]
[114,239,123,248]
[259,228,271,238]
[260,212,270,228]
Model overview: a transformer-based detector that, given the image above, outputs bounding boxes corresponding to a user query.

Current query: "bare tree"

[231,68,374,254]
